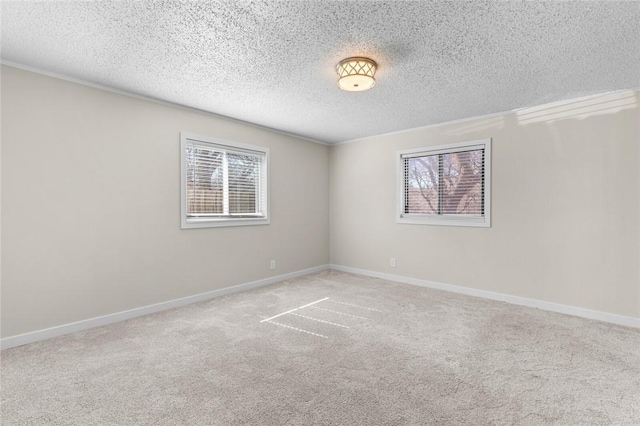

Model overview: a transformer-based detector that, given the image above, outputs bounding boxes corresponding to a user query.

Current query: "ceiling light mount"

[336,57,377,92]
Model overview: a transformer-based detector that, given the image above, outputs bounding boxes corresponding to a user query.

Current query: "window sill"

[181,217,270,229]
[397,215,490,228]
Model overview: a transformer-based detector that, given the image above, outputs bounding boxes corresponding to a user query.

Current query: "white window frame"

[181,132,270,229]
[397,138,491,227]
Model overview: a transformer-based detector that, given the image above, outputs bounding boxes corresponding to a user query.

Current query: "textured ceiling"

[2,1,640,144]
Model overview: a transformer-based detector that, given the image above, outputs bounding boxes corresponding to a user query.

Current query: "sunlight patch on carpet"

[260,297,383,338]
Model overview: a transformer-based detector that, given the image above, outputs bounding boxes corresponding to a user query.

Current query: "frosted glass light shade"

[336,57,377,92]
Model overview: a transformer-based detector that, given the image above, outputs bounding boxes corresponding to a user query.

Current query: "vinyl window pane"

[186,147,224,215]
[398,139,490,227]
[405,154,439,214]
[440,149,484,216]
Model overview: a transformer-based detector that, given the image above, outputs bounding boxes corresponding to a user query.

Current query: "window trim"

[180,132,270,229]
[396,138,491,228]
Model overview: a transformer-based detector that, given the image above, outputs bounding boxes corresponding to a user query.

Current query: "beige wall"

[1,65,330,337]
[330,91,640,318]
[2,64,638,339]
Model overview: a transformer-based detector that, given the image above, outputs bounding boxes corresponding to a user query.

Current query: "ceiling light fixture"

[336,57,377,92]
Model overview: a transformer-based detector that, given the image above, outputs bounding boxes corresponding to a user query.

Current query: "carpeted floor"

[2,270,639,425]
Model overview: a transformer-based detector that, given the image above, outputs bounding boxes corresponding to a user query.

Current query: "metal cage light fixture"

[336,57,377,92]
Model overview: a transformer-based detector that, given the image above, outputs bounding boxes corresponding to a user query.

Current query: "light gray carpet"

[2,270,639,425]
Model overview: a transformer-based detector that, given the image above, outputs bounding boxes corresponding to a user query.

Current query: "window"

[181,133,269,228]
[397,139,491,227]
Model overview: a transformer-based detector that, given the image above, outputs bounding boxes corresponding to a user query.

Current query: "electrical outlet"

[390,258,396,267]
[270,260,276,270]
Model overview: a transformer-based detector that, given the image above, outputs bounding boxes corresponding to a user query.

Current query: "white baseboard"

[330,264,640,329]
[1,264,330,350]
[4,263,636,350]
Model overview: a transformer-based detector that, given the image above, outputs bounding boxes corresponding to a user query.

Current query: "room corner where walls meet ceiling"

[1,0,639,144]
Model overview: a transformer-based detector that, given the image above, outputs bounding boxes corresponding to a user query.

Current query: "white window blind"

[181,133,269,228]
[398,139,491,227]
